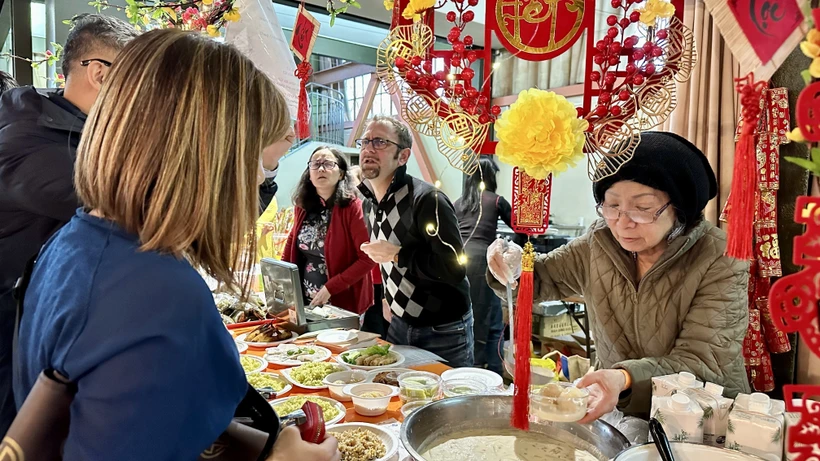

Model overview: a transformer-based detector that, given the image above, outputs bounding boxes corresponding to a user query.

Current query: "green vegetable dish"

[341,344,398,367]
[290,362,344,386]
[273,396,340,420]
[246,373,286,392]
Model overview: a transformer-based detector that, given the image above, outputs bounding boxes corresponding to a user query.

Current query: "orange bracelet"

[619,369,632,390]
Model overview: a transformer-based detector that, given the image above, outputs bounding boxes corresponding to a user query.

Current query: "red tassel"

[512,242,535,431]
[726,74,766,260]
[294,61,313,140]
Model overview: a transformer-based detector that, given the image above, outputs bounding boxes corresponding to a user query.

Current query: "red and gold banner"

[511,167,552,235]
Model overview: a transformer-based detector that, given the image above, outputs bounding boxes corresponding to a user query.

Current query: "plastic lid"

[677,371,696,386]
[748,393,772,414]
[671,393,691,411]
[704,382,724,397]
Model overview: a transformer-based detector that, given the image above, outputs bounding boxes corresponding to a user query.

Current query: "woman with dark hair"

[455,155,517,375]
[282,146,375,314]
[488,132,750,422]
[0,71,17,95]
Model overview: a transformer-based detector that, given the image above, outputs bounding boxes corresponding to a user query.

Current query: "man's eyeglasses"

[596,202,672,224]
[308,160,338,170]
[80,58,112,68]
[355,138,402,151]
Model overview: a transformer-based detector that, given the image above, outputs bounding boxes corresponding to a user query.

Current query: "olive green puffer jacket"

[489,219,751,417]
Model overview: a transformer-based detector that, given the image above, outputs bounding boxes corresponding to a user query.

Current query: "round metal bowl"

[401,395,630,460]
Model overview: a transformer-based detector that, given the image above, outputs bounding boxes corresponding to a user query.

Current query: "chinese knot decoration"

[290,5,321,140]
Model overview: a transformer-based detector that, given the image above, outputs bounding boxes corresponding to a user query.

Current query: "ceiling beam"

[313,62,376,86]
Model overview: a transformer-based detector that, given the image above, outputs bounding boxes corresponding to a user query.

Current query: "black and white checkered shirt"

[359,166,471,327]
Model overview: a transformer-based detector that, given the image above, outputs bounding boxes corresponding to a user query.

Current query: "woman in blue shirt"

[12,29,339,461]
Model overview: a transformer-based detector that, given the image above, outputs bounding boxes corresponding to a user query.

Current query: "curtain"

[660,0,740,225]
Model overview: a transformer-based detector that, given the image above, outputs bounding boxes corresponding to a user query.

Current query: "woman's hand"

[576,369,629,424]
[487,238,523,287]
[266,426,340,461]
[309,286,331,307]
[382,298,392,323]
[360,240,401,264]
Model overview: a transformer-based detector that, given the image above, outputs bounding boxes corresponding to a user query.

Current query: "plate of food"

[269,395,346,426]
[240,355,267,374]
[365,368,415,387]
[326,422,398,461]
[236,323,297,348]
[264,344,332,367]
[280,362,349,390]
[235,340,249,355]
[441,367,504,390]
[336,345,405,370]
[246,372,291,399]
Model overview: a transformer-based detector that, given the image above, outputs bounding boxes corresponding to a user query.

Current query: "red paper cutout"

[782,386,820,461]
[727,0,804,63]
[290,4,320,63]
[797,81,820,142]
[511,168,552,235]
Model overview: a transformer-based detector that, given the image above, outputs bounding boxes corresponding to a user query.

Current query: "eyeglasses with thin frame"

[355,137,402,151]
[80,58,112,68]
[308,160,338,171]
[596,202,672,224]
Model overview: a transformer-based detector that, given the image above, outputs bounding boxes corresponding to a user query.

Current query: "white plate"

[269,395,346,426]
[326,422,399,461]
[264,344,332,367]
[245,372,292,399]
[336,349,405,370]
[316,330,358,345]
[239,355,267,374]
[235,341,248,354]
[441,367,504,389]
[280,364,349,390]
[236,331,299,349]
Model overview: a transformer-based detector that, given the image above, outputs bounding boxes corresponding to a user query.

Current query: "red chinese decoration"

[485,0,593,62]
[726,0,804,64]
[290,4,320,140]
[796,81,820,142]
[769,197,820,461]
[511,168,552,234]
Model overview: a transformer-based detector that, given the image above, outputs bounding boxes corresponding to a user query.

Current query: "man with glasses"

[0,14,138,435]
[357,115,474,368]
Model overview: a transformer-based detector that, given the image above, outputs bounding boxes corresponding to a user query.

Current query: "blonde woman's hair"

[75,28,291,292]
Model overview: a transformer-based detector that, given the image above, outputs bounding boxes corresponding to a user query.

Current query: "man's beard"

[361,164,380,180]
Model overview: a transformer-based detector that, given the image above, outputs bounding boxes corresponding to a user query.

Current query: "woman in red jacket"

[282,146,375,314]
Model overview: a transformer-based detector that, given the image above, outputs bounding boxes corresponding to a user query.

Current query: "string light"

[458,253,468,265]
[447,73,455,80]
[434,180,441,188]
[479,181,485,191]
[426,223,436,233]
[492,61,501,70]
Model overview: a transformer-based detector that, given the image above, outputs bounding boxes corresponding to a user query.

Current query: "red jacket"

[282,197,375,314]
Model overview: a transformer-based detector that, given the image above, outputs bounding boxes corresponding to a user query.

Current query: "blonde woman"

[12,30,339,461]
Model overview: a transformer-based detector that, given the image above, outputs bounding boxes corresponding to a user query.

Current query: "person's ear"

[398,147,411,166]
[87,62,109,90]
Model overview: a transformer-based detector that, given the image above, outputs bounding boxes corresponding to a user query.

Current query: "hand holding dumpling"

[487,238,523,287]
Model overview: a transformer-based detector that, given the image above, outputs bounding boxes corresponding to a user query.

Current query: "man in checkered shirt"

[358,116,474,368]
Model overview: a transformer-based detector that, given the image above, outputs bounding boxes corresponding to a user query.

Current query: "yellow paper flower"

[402,0,435,22]
[800,29,820,78]
[495,89,589,179]
[207,24,221,37]
[202,0,214,5]
[384,0,395,11]
[223,8,241,22]
[787,127,806,143]
[637,0,675,26]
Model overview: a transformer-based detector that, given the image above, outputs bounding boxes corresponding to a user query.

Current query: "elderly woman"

[488,131,750,421]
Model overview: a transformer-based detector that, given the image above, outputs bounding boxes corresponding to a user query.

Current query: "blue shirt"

[13,210,247,460]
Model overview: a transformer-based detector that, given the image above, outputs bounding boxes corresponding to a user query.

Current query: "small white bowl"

[322,370,368,402]
[344,383,398,417]
[236,341,249,354]
[326,422,399,461]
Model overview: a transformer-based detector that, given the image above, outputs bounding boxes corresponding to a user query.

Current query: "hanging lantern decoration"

[290,4,321,140]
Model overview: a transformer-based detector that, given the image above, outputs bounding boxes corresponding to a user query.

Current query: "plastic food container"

[442,379,488,398]
[400,400,428,419]
[530,382,589,422]
[322,370,368,402]
[344,383,398,417]
[398,371,442,404]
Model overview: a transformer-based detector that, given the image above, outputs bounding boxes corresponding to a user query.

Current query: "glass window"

[0,3,12,77]
[30,1,47,87]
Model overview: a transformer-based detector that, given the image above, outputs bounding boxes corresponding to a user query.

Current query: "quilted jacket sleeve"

[486,232,591,306]
[614,255,750,415]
